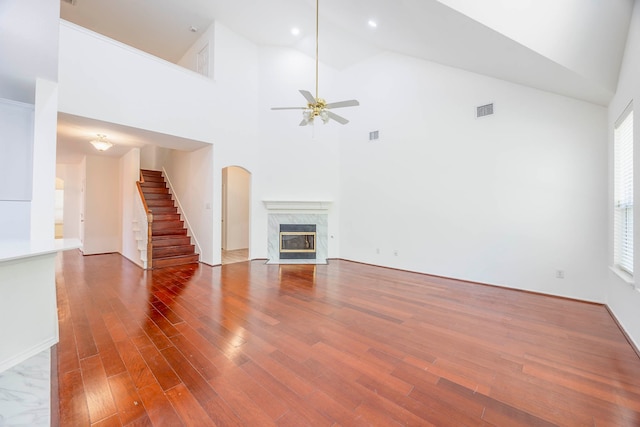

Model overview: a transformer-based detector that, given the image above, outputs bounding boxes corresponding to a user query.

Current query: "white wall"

[0,99,33,201]
[178,23,214,78]
[0,0,60,104]
[30,79,58,240]
[83,156,121,254]
[120,148,141,265]
[140,145,170,171]
[0,255,58,372]
[58,21,262,265]
[606,0,640,349]
[223,166,250,251]
[58,21,253,144]
[248,46,344,260]
[0,98,33,240]
[56,163,82,239]
[163,146,214,264]
[338,52,608,303]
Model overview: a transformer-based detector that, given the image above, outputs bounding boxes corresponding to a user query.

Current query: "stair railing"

[162,167,203,257]
[135,176,153,269]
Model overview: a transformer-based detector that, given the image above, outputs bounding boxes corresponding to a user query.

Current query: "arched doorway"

[221,166,251,264]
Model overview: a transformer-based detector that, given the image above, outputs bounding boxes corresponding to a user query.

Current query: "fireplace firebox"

[279,224,316,259]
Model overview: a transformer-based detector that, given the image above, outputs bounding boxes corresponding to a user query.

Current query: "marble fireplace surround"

[264,201,331,264]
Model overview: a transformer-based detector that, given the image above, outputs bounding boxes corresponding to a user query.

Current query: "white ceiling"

[57,113,208,164]
[0,0,59,103]
[2,0,634,163]
[60,0,635,106]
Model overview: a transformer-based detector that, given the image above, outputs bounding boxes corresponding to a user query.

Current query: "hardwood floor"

[53,250,640,426]
[221,249,249,265]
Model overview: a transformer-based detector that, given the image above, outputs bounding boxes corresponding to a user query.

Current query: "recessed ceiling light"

[291,27,301,36]
[368,20,378,28]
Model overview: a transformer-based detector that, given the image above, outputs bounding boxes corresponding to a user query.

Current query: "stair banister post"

[146,212,153,269]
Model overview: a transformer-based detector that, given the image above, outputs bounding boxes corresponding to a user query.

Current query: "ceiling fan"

[271,0,359,126]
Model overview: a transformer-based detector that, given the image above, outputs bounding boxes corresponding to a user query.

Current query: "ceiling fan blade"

[325,99,360,109]
[299,89,317,104]
[271,107,306,110]
[299,119,309,126]
[327,111,349,125]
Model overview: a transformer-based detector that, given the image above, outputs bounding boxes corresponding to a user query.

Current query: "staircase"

[139,169,199,269]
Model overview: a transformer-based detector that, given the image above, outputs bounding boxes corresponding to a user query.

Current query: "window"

[197,43,209,77]
[614,103,634,275]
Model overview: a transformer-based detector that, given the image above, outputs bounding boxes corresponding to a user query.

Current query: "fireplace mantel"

[263,201,332,211]
[265,205,329,264]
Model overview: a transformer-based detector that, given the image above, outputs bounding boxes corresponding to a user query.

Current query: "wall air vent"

[369,130,379,141]
[476,103,494,118]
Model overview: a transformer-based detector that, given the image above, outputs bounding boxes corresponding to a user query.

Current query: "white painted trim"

[0,338,56,374]
[263,201,332,211]
[609,266,635,286]
[162,167,202,256]
[0,238,81,263]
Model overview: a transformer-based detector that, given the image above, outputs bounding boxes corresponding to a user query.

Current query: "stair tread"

[153,237,191,244]
[149,209,178,214]
[152,229,188,236]
[152,254,199,269]
[154,244,194,249]
[153,245,195,256]
[153,221,184,228]
[154,214,180,220]
[141,187,170,193]
[154,253,198,260]
[139,169,198,270]
[144,193,172,198]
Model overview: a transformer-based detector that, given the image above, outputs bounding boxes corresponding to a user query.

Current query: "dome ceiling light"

[89,134,113,151]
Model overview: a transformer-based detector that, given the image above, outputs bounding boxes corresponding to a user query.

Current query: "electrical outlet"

[376,248,380,254]
[556,270,565,279]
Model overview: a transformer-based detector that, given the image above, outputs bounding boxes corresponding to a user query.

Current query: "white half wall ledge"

[263,201,332,211]
[0,238,82,263]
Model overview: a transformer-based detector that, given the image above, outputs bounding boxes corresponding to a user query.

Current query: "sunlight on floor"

[221,248,248,265]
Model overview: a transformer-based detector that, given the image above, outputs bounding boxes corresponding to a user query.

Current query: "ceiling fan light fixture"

[302,108,314,124]
[271,0,359,126]
[90,134,113,151]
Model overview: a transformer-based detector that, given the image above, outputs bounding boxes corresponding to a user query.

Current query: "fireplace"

[279,224,316,259]
[264,201,330,264]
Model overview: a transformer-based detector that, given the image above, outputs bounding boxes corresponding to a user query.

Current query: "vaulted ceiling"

[0,0,635,163]
[59,0,636,106]
[2,0,635,106]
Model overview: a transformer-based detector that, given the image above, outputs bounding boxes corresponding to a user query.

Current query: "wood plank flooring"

[221,249,249,265]
[54,250,640,426]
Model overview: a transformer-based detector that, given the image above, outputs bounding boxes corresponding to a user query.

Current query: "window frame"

[613,102,634,279]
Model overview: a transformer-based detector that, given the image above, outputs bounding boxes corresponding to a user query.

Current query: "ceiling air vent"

[476,103,494,118]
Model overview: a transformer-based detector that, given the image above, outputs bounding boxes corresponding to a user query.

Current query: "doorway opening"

[221,166,251,264]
